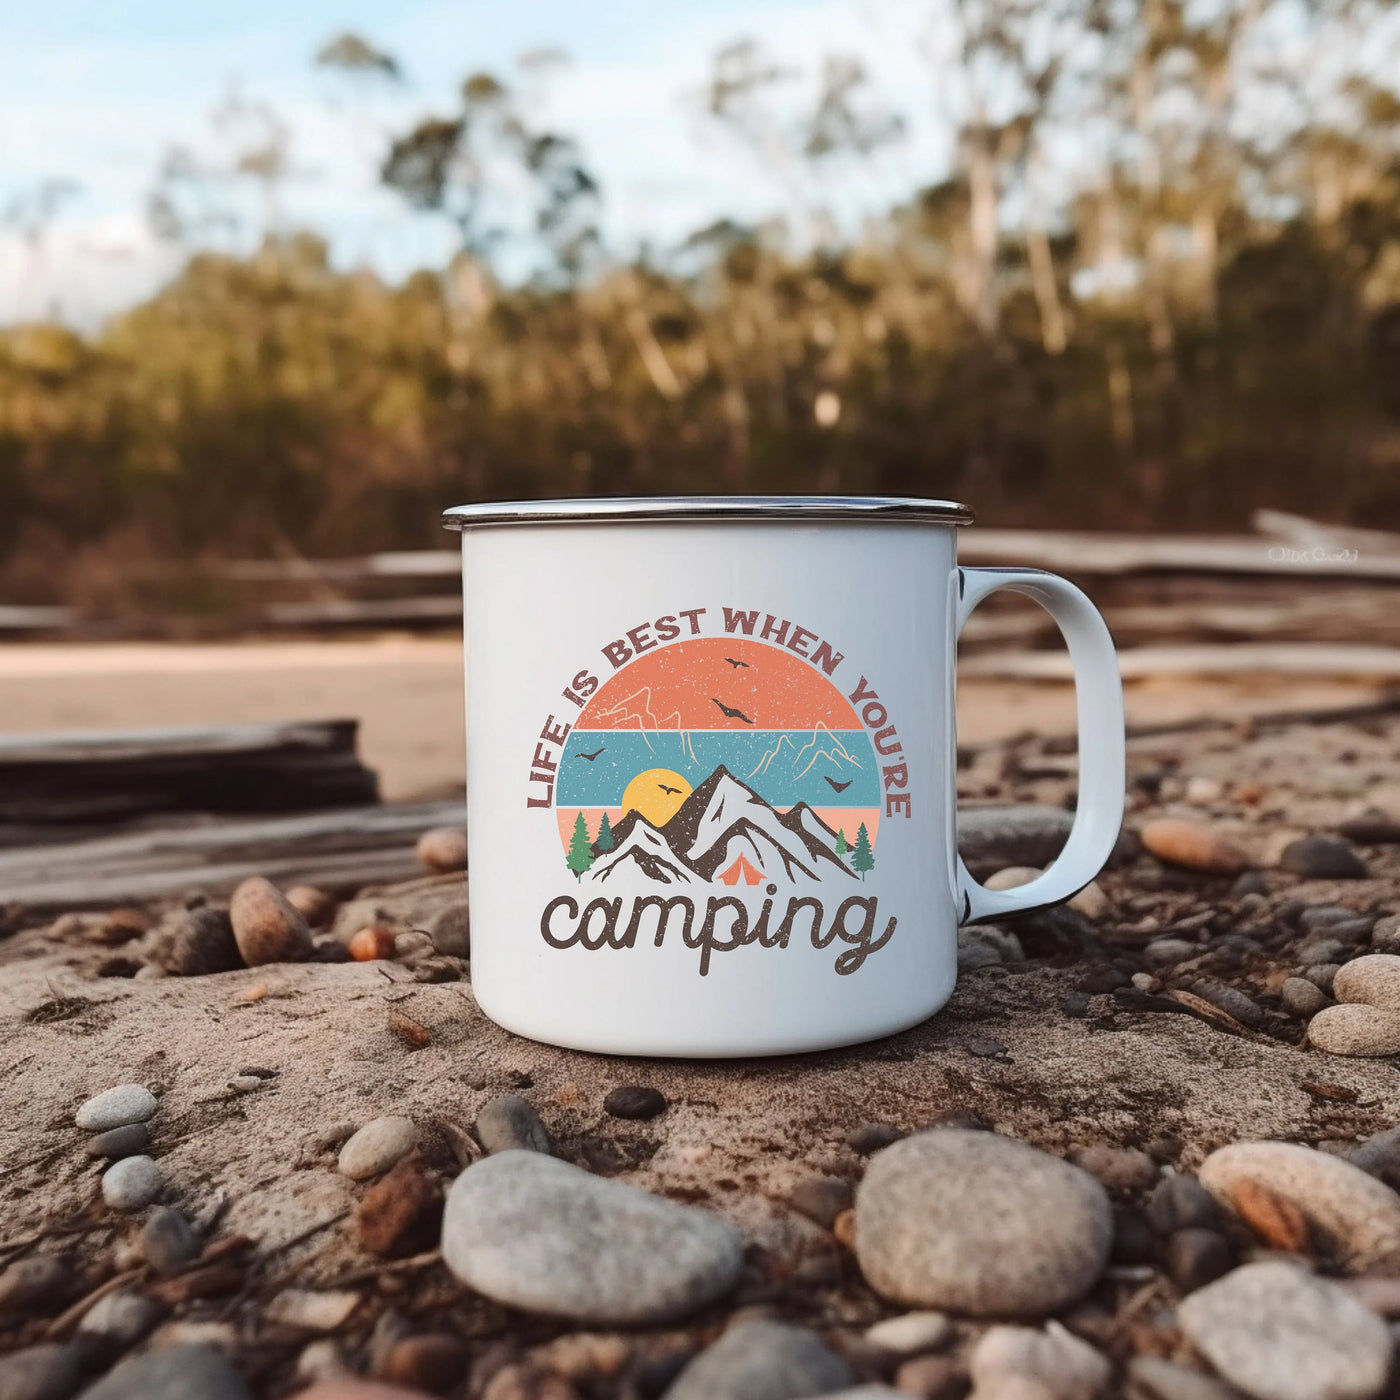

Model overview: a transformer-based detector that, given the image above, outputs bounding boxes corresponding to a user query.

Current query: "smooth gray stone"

[84,1125,149,1161]
[475,1094,551,1155]
[77,1346,249,1400]
[0,1344,83,1400]
[74,1087,156,1133]
[138,1208,199,1277]
[441,1150,744,1324]
[958,806,1075,870]
[662,1320,854,1400]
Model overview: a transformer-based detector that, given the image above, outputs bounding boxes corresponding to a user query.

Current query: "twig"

[46,1267,144,1339]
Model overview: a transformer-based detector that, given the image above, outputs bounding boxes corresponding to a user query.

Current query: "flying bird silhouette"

[711,698,755,725]
[824,776,854,793]
[658,783,683,796]
[575,747,606,761]
[724,657,751,668]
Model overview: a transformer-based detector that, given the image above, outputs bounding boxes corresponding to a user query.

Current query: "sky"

[0,0,949,326]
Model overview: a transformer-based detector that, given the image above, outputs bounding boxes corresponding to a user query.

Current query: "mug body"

[452,499,971,1057]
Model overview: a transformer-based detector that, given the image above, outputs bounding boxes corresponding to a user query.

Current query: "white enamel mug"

[443,496,1124,1058]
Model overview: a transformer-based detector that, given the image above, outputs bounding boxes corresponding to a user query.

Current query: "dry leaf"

[388,1008,431,1049]
[1300,1080,1359,1102]
[1230,1179,1311,1253]
[1165,988,1249,1034]
[232,983,267,1005]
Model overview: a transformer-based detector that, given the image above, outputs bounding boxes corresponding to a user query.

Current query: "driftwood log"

[0,719,379,827]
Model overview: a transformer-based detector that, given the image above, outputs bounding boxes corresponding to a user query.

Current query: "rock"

[84,1124,150,1160]
[1167,1228,1232,1292]
[1299,938,1349,967]
[957,926,1024,970]
[1281,978,1330,1017]
[847,1123,905,1154]
[356,1157,443,1258]
[155,907,241,977]
[78,1291,164,1346]
[424,902,470,958]
[100,1156,162,1211]
[338,1117,417,1180]
[75,1086,157,1133]
[984,866,1042,890]
[1140,820,1250,875]
[0,1256,68,1316]
[788,1175,854,1229]
[1307,964,1342,993]
[969,1323,1111,1400]
[138,1208,199,1277]
[660,1319,852,1400]
[1371,914,1400,953]
[227,1075,265,1095]
[0,1343,83,1400]
[78,1344,250,1400]
[1308,1004,1400,1057]
[476,1095,551,1155]
[228,877,313,967]
[441,1150,744,1324]
[1334,955,1400,1010]
[1231,871,1269,897]
[286,886,338,928]
[295,1384,434,1400]
[1144,937,1199,966]
[1300,905,1369,933]
[1071,1145,1158,1195]
[416,828,467,873]
[958,806,1075,869]
[1280,836,1370,880]
[1348,1127,1400,1189]
[1178,1261,1391,1400]
[375,1333,469,1393]
[1127,1356,1245,1400]
[602,1085,668,1120]
[1068,882,1110,920]
[853,1129,1112,1316]
[265,1290,363,1331]
[892,1355,967,1400]
[1145,1176,1223,1235]
[1190,981,1266,1028]
[1198,1140,1400,1269]
[864,1312,952,1356]
[348,926,398,962]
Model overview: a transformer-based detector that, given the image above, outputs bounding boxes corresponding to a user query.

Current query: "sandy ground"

[0,637,1386,800]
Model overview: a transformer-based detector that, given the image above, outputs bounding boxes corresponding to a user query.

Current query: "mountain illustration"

[747,723,865,782]
[587,765,858,885]
[587,811,700,885]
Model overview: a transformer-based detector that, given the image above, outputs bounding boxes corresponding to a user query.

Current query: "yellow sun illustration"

[621,768,693,826]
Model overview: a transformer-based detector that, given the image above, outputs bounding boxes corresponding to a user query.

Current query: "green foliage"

[567,811,595,880]
[851,822,874,879]
[595,811,614,853]
[835,828,848,856]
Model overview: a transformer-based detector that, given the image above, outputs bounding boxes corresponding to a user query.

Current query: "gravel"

[336,1117,417,1181]
[660,1320,853,1400]
[74,1086,157,1133]
[77,1344,251,1400]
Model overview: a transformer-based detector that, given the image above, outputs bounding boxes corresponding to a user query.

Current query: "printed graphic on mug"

[523,606,916,978]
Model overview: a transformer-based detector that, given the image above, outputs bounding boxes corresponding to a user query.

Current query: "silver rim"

[442,495,974,531]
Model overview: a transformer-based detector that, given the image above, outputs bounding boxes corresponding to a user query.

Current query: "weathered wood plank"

[960,642,1400,681]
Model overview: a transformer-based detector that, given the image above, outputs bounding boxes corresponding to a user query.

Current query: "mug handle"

[955,566,1125,924]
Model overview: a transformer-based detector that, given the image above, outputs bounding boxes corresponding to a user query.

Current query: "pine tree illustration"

[835,828,848,858]
[851,822,874,880]
[595,811,615,853]
[566,812,595,880]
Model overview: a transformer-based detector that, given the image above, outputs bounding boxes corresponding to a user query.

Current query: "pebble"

[265,1290,363,1331]
[602,1085,668,1120]
[968,1323,1111,1400]
[1371,914,1400,953]
[1166,1228,1232,1292]
[853,1129,1112,1316]
[1190,980,1266,1028]
[100,1155,162,1211]
[337,1117,417,1180]
[1127,1356,1245,1400]
[75,1086,157,1133]
[957,926,1024,970]
[294,1341,353,1385]
[1299,938,1349,967]
[78,1344,251,1400]
[847,1123,904,1154]
[441,1149,744,1324]
[1071,1145,1158,1195]
[0,1343,83,1400]
[1280,835,1370,880]
[1198,1140,1400,1269]
[1307,964,1342,993]
[138,1207,199,1276]
[1145,1175,1223,1234]
[228,876,313,967]
[356,1157,443,1258]
[1334,954,1400,1010]
[892,1355,966,1400]
[660,1319,852,1400]
[788,1175,854,1229]
[1300,905,1368,933]
[78,1290,164,1346]
[286,885,338,928]
[864,1312,951,1355]
[84,1124,150,1160]
[1179,1261,1391,1400]
[1308,1004,1400,1057]
[1348,1127,1400,1188]
[295,1384,432,1400]
[156,906,242,977]
[475,1095,551,1155]
[1231,870,1269,897]
[1145,938,1198,966]
[958,805,1074,868]
[425,902,470,958]
[0,1256,68,1315]
[1140,819,1250,875]
[984,866,1041,890]
[348,925,398,962]
[376,1334,469,1394]
[1068,882,1110,920]
[416,827,467,872]
[1281,978,1330,1016]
